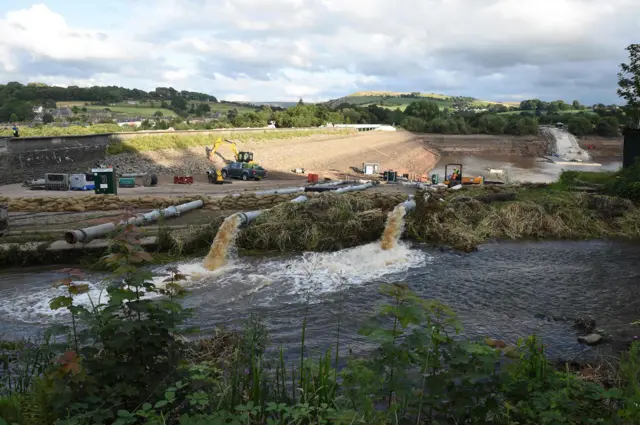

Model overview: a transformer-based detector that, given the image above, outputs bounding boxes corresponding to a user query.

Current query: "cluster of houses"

[25,104,230,129]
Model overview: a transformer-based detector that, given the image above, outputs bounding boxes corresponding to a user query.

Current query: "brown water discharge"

[380,204,409,250]
[203,213,242,271]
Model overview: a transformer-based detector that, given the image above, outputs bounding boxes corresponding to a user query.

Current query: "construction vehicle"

[207,138,255,164]
[443,164,484,187]
[206,169,227,184]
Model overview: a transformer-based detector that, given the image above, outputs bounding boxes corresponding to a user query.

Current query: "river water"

[1,240,639,360]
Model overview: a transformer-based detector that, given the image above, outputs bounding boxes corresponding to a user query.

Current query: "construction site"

[2,125,638,374]
[0,126,624,250]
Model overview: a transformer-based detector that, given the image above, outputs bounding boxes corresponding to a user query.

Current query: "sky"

[0,0,637,104]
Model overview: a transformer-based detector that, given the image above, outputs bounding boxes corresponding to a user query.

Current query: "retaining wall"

[0,134,112,185]
[0,127,348,185]
[424,134,546,156]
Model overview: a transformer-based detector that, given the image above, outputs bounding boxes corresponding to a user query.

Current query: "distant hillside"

[244,101,299,108]
[326,91,519,111]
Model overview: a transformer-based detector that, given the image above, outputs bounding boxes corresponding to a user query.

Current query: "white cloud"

[0,0,638,103]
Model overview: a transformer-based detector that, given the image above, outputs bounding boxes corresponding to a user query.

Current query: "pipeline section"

[238,183,373,226]
[65,181,376,244]
[64,200,204,244]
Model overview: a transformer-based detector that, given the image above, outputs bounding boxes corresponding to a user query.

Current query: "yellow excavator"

[206,138,255,184]
[443,164,484,187]
[206,138,254,164]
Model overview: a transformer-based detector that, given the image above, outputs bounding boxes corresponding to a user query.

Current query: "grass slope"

[326,91,520,110]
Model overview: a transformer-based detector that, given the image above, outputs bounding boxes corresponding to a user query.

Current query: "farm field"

[498,109,597,116]
[57,101,177,117]
[57,100,259,116]
[325,91,520,110]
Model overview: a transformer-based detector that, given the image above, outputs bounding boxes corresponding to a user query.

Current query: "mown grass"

[106,129,356,154]
[0,124,124,137]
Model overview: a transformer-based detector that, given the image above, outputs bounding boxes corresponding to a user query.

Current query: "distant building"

[118,121,142,128]
[51,107,73,119]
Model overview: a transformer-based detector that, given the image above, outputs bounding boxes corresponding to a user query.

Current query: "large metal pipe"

[334,182,374,194]
[400,199,416,212]
[238,195,309,226]
[254,187,305,196]
[240,182,373,226]
[64,200,204,244]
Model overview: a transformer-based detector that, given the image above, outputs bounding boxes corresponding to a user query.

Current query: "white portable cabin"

[363,163,380,175]
[70,173,96,191]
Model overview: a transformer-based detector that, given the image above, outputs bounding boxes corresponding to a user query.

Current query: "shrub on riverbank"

[236,187,640,253]
[1,230,639,425]
[557,161,640,204]
[106,129,355,154]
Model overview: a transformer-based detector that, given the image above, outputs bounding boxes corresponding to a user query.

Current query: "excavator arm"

[208,138,239,162]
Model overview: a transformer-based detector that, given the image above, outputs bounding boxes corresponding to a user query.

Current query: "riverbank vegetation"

[239,178,640,253]
[1,228,639,425]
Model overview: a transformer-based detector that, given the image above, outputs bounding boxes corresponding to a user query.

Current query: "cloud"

[0,0,637,103]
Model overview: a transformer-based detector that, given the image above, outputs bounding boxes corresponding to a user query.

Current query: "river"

[1,240,639,361]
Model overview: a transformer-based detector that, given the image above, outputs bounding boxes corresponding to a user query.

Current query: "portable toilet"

[431,174,439,184]
[93,167,118,195]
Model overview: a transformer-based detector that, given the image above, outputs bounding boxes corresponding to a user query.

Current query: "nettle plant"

[47,224,193,424]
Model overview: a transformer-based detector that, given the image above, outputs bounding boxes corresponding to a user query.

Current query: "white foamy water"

[0,280,106,323]
[0,243,429,323]
[238,242,430,298]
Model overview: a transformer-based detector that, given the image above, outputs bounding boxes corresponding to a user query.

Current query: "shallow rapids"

[1,240,639,360]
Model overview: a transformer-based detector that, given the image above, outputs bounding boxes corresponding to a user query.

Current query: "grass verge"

[106,129,356,154]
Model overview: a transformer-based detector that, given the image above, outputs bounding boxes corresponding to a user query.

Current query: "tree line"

[0,82,218,122]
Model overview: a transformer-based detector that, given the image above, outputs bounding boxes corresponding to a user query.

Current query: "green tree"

[71,106,80,114]
[478,114,507,134]
[567,116,593,136]
[404,101,440,122]
[42,113,54,124]
[595,116,620,137]
[9,113,18,122]
[195,103,211,116]
[572,100,582,110]
[43,98,57,108]
[170,96,187,111]
[617,44,640,128]
[153,110,164,118]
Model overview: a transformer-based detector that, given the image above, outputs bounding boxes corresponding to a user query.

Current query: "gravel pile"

[106,147,217,175]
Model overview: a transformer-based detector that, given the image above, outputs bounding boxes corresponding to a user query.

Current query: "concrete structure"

[0,127,352,185]
[332,124,396,132]
[0,134,112,185]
